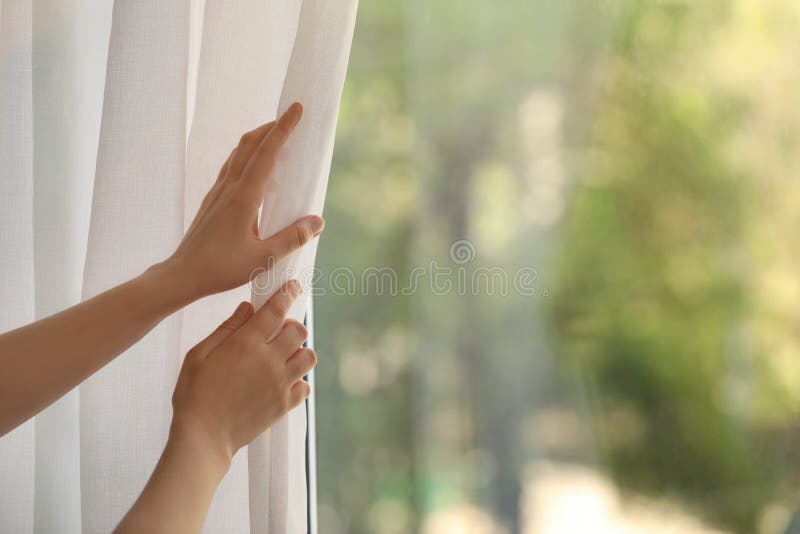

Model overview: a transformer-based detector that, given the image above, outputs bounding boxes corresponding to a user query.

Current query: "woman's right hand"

[170,279,317,466]
[117,281,316,533]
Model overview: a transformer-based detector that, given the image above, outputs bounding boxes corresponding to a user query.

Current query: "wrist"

[120,418,230,533]
[167,416,233,481]
[145,257,204,310]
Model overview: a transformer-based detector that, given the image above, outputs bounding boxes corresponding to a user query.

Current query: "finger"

[187,148,236,235]
[193,302,253,358]
[286,347,317,381]
[288,379,311,410]
[239,102,303,202]
[246,279,302,337]
[259,215,324,266]
[215,147,235,184]
[268,319,308,356]
[225,121,276,181]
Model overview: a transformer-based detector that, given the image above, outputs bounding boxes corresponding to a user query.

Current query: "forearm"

[117,276,312,534]
[115,420,230,534]
[0,260,197,435]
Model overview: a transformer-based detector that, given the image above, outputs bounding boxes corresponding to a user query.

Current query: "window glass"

[316,1,800,533]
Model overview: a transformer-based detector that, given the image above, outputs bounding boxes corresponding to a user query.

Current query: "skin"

[116,283,316,533]
[0,102,320,531]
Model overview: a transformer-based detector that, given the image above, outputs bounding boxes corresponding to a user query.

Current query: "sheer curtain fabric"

[0,0,358,532]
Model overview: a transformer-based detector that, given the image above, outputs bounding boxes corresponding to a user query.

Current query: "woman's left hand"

[165,102,324,300]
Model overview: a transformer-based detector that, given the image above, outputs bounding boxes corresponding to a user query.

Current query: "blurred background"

[314,1,800,532]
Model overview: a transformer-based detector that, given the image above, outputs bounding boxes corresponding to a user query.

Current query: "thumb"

[258,215,324,268]
[194,301,253,358]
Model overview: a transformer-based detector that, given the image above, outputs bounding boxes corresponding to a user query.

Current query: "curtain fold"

[0,2,36,532]
[31,2,111,532]
[78,1,189,532]
[248,2,360,531]
[0,0,358,532]
[182,0,302,530]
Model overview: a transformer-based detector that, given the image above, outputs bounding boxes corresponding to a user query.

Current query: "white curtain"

[0,0,358,532]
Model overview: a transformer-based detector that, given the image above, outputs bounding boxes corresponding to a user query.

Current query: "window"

[314,1,800,533]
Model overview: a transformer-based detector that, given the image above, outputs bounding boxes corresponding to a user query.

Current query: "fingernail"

[288,279,302,296]
[286,102,303,126]
[234,301,251,318]
[308,216,324,236]
[293,103,303,124]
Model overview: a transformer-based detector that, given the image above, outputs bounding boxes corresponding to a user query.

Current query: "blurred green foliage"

[316,1,800,533]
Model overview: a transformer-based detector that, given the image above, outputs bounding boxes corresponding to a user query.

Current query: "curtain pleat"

[248,2,359,531]
[30,2,111,532]
[182,0,302,531]
[0,0,357,531]
[78,1,188,532]
[0,2,36,532]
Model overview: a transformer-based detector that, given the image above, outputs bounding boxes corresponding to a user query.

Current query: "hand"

[117,281,316,533]
[165,103,324,300]
[170,279,317,465]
